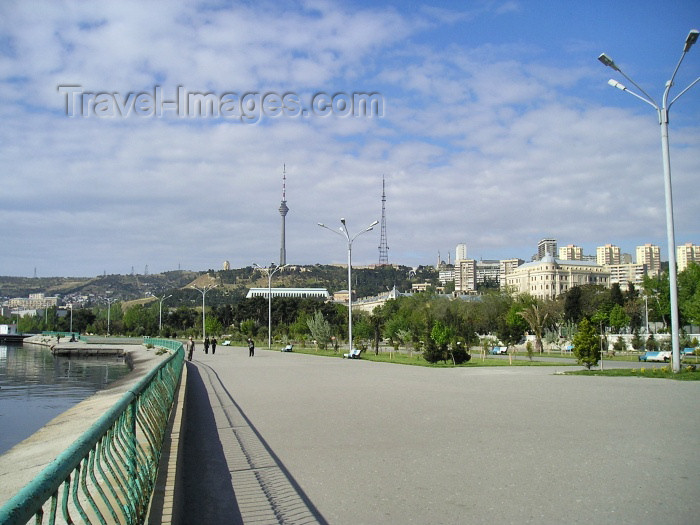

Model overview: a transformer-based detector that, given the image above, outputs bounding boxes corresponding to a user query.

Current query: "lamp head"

[340,218,346,224]
[684,29,699,52]
[607,79,626,90]
[598,53,619,71]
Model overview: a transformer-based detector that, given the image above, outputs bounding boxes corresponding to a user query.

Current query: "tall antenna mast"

[378,175,389,265]
[279,164,289,266]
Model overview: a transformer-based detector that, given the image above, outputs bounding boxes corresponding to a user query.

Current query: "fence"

[0,338,184,525]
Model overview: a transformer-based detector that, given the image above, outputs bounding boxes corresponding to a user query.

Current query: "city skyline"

[1,1,699,277]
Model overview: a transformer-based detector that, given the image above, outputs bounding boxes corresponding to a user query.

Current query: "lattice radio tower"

[378,175,389,265]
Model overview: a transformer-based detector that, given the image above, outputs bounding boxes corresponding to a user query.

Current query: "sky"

[1,0,699,277]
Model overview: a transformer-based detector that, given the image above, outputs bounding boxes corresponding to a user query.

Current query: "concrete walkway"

[181,347,699,525]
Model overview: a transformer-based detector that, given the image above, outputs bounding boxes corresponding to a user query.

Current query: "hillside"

[1,265,439,305]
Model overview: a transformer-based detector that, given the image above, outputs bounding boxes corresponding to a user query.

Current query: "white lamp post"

[318,218,378,351]
[599,29,699,373]
[190,284,217,341]
[254,263,289,349]
[158,294,172,333]
[106,297,115,336]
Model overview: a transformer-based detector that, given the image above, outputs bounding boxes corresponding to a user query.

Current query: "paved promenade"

[181,347,699,524]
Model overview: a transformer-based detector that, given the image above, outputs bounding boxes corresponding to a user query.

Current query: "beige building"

[8,293,58,309]
[677,242,699,271]
[605,263,646,289]
[636,244,661,276]
[499,258,524,289]
[454,259,476,293]
[503,256,610,299]
[558,244,583,261]
[597,244,621,265]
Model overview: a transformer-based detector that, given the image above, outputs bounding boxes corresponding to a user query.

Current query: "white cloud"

[0,0,698,276]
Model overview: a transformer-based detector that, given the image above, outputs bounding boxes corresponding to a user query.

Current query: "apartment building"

[455,243,468,262]
[7,293,59,309]
[605,263,646,288]
[558,244,583,261]
[677,242,699,271]
[537,238,557,259]
[636,244,661,276]
[503,255,610,299]
[499,258,524,289]
[476,259,500,285]
[597,244,621,265]
[454,259,476,293]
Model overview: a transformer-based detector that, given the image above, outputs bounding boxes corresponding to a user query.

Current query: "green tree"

[518,302,550,353]
[572,318,600,369]
[306,310,333,350]
[608,304,630,333]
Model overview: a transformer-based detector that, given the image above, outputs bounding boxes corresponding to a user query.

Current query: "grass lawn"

[280,347,576,367]
[566,366,700,380]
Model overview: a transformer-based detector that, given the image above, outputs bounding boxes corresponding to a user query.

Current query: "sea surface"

[0,343,130,455]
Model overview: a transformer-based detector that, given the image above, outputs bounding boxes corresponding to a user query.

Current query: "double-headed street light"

[599,29,699,373]
[254,263,288,349]
[318,218,378,352]
[190,284,217,341]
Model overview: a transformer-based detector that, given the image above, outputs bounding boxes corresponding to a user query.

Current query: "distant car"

[638,351,671,362]
[490,346,508,355]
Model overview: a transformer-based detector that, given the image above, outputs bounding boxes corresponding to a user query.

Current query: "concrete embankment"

[0,341,173,508]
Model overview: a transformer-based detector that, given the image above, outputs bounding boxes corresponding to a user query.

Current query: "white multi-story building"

[636,244,661,276]
[605,263,646,289]
[455,243,468,262]
[8,293,59,309]
[476,260,500,285]
[499,259,524,289]
[558,244,583,261]
[537,238,557,260]
[677,242,699,272]
[597,244,621,265]
[503,256,610,299]
[454,259,476,293]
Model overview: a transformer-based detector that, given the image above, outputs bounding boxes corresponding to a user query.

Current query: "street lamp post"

[106,297,115,336]
[190,284,217,341]
[69,303,73,334]
[318,218,378,351]
[599,29,699,373]
[254,263,289,349]
[158,294,172,334]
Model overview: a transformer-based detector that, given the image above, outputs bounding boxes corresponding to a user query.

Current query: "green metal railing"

[0,338,184,525]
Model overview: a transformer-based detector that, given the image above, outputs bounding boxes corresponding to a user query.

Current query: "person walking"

[187,336,195,361]
[247,337,255,357]
[204,336,210,355]
[211,336,217,355]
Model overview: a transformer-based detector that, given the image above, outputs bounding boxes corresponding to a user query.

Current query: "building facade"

[597,244,621,265]
[558,244,583,261]
[454,259,476,293]
[455,243,468,262]
[8,293,59,309]
[636,244,661,276]
[677,242,699,271]
[537,238,557,260]
[504,256,610,299]
[476,259,500,285]
[246,288,329,299]
[605,263,646,289]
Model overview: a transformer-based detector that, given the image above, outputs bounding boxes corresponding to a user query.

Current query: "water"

[0,343,131,455]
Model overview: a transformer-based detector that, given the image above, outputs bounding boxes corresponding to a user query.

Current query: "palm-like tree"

[518,303,549,353]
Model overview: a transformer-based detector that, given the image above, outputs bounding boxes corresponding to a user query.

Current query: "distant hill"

[1,265,439,305]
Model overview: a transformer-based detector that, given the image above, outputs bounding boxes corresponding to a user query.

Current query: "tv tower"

[279,165,289,266]
[378,175,389,265]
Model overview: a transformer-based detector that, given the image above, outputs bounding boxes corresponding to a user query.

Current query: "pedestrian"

[204,336,210,354]
[211,336,217,355]
[247,337,255,357]
[187,336,195,361]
